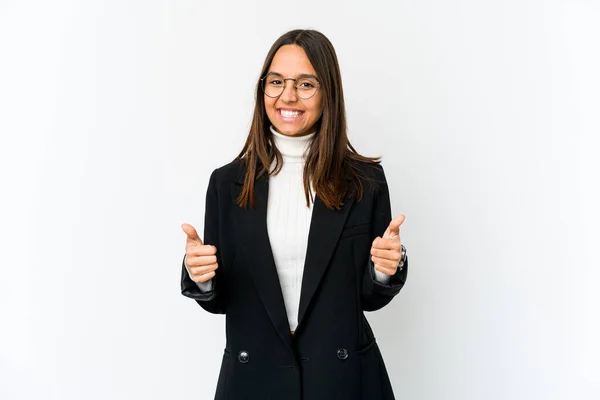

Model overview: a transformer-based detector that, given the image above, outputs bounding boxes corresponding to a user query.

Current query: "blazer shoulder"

[363,162,386,180]
[354,161,387,193]
[209,159,245,185]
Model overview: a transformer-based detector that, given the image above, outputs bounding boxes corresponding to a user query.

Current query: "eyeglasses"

[260,73,321,100]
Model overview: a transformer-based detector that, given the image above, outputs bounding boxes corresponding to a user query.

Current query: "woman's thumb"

[182,223,203,245]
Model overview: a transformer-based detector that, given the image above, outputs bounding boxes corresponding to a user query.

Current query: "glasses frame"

[260,73,321,100]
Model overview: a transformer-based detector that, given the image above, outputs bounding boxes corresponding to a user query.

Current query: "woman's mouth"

[277,109,304,122]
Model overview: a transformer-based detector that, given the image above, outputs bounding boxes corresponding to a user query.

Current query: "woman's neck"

[270,125,315,164]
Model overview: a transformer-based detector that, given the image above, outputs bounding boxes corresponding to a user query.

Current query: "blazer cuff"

[369,256,407,289]
[183,254,214,292]
[373,265,392,284]
[181,254,217,301]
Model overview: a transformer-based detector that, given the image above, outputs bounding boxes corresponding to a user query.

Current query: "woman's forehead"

[268,44,316,77]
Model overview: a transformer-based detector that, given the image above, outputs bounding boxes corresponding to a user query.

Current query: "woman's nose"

[280,82,298,102]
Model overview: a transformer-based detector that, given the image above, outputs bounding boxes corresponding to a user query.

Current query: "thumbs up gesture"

[370,214,405,276]
[182,223,219,283]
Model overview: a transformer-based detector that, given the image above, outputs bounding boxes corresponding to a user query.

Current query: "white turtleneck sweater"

[266,126,315,331]
[186,125,390,331]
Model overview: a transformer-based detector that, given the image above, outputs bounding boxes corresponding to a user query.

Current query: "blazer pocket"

[339,223,371,240]
[356,337,377,358]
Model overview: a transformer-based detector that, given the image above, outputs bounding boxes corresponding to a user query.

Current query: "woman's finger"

[373,263,397,276]
[186,254,218,267]
[371,255,399,269]
[193,270,216,283]
[187,245,217,257]
[189,263,219,277]
[372,237,401,251]
[370,248,401,262]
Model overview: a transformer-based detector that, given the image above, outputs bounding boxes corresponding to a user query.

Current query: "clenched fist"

[182,223,218,283]
[370,214,406,276]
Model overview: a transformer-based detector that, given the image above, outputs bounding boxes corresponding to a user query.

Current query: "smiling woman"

[262,45,323,137]
[180,29,408,400]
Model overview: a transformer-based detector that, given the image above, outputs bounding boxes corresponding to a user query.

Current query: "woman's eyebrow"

[267,71,318,80]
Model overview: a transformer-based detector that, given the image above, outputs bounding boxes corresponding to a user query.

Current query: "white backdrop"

[1,0,599,399]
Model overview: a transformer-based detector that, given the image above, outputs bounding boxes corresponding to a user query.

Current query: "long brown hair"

[236,29,381,210]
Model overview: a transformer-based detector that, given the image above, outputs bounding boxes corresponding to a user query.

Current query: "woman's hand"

[182,223,219,283]
[370,214,406,276]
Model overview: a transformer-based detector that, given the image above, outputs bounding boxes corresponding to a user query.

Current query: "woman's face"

[264,44,323,137]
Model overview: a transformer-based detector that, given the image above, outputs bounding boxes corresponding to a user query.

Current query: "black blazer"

[181,159,408,400]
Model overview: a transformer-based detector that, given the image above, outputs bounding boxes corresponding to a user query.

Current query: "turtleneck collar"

[270,125,316,164]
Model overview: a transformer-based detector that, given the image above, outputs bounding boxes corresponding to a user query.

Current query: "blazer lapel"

[296,193,354,331]
[231,176,293,352]
[231,170,354,344]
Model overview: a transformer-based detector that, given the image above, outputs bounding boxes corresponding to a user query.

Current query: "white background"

[1,0,599,399]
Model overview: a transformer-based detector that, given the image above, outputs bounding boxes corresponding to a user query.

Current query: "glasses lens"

[295,77,318,99]
[262,75,284,97]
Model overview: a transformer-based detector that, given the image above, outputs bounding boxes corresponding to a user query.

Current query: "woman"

[180,29,408,400]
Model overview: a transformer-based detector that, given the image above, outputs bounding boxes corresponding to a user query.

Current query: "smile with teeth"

[278,109,304,120]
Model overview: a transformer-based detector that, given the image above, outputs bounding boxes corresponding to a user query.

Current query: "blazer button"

[237,350,250,364]
[336,348,349,360]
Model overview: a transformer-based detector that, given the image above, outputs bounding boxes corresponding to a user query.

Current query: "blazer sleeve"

[180,169,226,314]
[361,164,408,312]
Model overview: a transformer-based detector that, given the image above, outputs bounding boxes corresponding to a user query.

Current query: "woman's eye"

[297,79,317,89]
[269,80,283,86]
